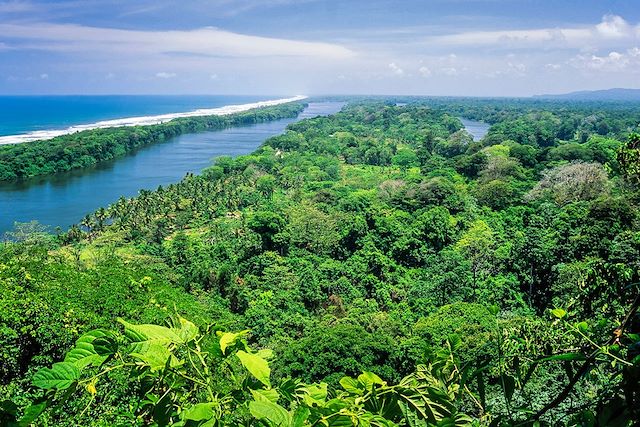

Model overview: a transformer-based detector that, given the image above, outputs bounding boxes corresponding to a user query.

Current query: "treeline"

[0,102,305,181]
[1,101,640,425]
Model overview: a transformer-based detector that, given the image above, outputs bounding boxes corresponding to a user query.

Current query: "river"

[460,118,490,141]
[0,102,343,234]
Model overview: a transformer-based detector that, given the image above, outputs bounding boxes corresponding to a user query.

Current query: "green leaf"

[251,388,280,403]
[181,402,217,422]
[291,407,310,427]
[118,318,182,345]
[174,316,198,343]
[130,342,173,371]
[576,321,589,333]
[357,371,385,390]
[399,400,429,427]
[248,400,289,426]
[218,330,249,355]
[339,376,364,395]
[299,383,327,407]
[237,350,271,387]
[550,308,567,319]
[17,399,49,427]
[500,374,516,403]
[536,352,586,363]
[32,362,80,390]
[64,329,114,370]
[0,400,17,416]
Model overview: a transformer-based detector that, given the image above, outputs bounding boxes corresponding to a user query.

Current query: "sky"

[0,0,639,96]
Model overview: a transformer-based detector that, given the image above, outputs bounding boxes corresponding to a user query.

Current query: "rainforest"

[1,97,639,426]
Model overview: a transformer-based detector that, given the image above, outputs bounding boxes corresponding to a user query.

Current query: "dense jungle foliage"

[1,99,640,426]
[0,102,305,181]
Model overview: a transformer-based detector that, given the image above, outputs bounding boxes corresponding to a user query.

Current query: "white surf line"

[0,95,308,145]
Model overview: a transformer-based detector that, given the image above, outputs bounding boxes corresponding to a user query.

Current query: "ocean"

[0,95,279,137]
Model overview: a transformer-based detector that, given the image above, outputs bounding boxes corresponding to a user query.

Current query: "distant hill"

[534,88,640,101]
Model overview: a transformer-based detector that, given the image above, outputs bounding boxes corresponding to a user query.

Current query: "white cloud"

[418,66,431,77]
[388,62,404,76]
[424,15,639,50]
[596,14,632,39]
[441,67,458,76]
[39,73,48,79]
[0,22,354,59]
[508,62,526,74]
[568,47,640,72]
[210,73,219,80]
[156,72,176,78]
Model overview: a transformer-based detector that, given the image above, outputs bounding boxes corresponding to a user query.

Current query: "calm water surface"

[0,95,276,136]
[0,102,343,234]
[460,118,490,141]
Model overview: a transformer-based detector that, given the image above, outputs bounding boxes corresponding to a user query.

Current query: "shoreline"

[0,95,307,145]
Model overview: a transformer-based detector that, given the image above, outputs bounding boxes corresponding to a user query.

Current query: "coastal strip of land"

[0,98,307,181]
[0,95,307,145]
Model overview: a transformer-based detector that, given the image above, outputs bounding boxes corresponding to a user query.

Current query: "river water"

[460,118,490,141]
[0,102,343,234]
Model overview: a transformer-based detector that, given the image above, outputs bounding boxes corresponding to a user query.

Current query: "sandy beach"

[0,95,307,145]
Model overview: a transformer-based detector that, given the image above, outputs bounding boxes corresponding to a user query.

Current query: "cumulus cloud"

[388,62,404,76]
[0,22,354,59]
[156,72,176,78]
[596,14,633,39]
[424,14,639,50]
[39,73,48,79]
[569,48,640,72]
[441,67,458,76]
[418,66,431,77]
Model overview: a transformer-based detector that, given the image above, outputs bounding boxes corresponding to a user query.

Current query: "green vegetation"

[0,102,305,181]
[1,100,640,426]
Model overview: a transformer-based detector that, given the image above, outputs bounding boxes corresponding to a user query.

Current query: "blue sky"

[0,0,639,96]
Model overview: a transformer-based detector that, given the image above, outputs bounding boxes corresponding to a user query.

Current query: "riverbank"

[0,95,307,145]
[0,102,343,233]
[0,100,306,181]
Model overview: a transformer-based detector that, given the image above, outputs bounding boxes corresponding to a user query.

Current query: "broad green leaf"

[576,321,589,333]
[251,388,280,403]
[396,371,455,424]
[339,376,364,395]
[174,316,198,343]
[118,318,182,345]
[248,400,289,426]
[398,400,429,427]
[130,342,173,371]
[32,362,80,390]
[17,399,49,427]
[64,329,114,370]
[358,371,385,390]
[446,334,461,351]
[181,402,217,422]
[291,407,310,427]
[299,383,327,407]
[218,330,249,355]
[237,350,271,387]
[536,352,586,363]
[550,308,567,319]
[92,336,119,356]
[0,399,18,416]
